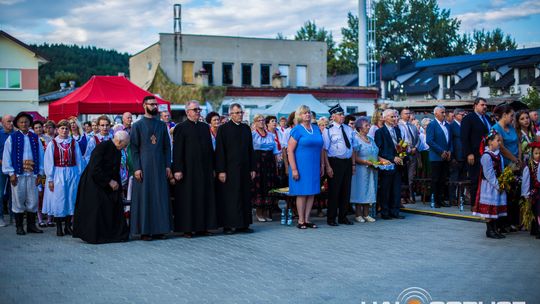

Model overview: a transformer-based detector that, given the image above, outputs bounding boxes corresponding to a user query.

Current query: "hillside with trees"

[32,43,130,94]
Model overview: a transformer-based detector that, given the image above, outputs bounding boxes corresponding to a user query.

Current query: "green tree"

[275,32,287,40]
[294,20,338,74]
[336,12,359,75]
[470,28,517,54]
[522,87,540,110]
[375,0,470,62]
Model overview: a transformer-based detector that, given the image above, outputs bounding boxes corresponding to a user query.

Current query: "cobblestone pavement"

[0,213,538,304]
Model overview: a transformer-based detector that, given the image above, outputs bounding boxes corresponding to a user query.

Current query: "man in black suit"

[449,108,467,205]
[460,98,490,210]
[375,109,405,220]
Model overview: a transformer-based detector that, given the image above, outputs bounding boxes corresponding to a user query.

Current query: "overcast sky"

[1,0,539,54]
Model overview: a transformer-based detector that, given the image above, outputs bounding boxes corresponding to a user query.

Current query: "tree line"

[287,0,517,75]
[32,43,129,94]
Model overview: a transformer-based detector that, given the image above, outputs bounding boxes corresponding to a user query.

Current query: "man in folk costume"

[130,96,172,241]
[2,112,45,235]
[42,120,84,236]
[0,114,15,228]
[84,115,112,164]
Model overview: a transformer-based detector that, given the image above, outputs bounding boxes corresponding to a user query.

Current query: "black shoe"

[327,222,339,226]
[56,218,64,237]
[338,219,354,225]
[140,235,152,241]
[440,202,451,207]
[381,215,392,220]
[64,216,73,235]
[486,222,502,239]
[26,212,43,233]
[391,215,405,219]
[223,228,235,235]
[434,204,442,208]
[152,234,167,240]
[236,227,254,234]
[15,213,25,235]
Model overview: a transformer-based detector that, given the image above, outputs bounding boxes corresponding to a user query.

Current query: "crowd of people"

[0,96,539,243]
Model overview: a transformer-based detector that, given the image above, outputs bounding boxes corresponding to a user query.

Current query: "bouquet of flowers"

[396,140,408,158]
[519,197,534,231]
[497,166,515,192]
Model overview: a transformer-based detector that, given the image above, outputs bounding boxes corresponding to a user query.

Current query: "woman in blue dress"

[350,117,388,223]
[287,105,324,229]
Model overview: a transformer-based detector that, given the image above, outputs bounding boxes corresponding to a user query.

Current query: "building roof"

[414,47,540,69]
[509,55,540,68]
[470,56,526,71]
[39,87,78,103]
[451,72,477,91]
[491,70,515,89]
[0,30,48,63]
[326,74,358,86]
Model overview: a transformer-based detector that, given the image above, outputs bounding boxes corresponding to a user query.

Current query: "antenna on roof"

[173,3,182,60]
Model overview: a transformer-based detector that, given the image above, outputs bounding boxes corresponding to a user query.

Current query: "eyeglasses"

[146,103,158,107]
[188,108,202,112]
[99,124,110,127]
[230,111,244,115]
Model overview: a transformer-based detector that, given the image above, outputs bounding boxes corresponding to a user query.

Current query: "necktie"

[482,115,490,131]
[406,123,415,144]
[341,125,351,149]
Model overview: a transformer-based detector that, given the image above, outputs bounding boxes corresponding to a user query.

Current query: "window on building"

[203,62,214,85]
[442,75,455,89]
[481,71,497,87]
[519,67,536,85]
[279,65,289,86]
[260,64,271,86]
[296,65,307,87]
[222,63,233,86]
[182,61,194,84]
[241,64,252,86]
[0,69,21,89]
[222,105,229,114]
[346,106,358,114]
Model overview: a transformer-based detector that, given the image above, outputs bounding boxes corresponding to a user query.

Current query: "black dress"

[172,119,217,232]
[73,140,129,244]
[215,121,255,229]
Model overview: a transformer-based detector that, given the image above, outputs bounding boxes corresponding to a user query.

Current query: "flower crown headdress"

[479,129,499,153]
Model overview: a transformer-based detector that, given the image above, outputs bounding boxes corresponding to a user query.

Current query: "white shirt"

[436,118,449,143]
[2,131,45,176]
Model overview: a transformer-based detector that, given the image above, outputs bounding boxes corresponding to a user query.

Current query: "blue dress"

[288,124,323,196]
[350,135,378,204]
[492,123,518,167]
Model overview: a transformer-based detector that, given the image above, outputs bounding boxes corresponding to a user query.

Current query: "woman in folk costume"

[521,142,540,239]
[84,115,112,163]
[69,117,89,158]
[473,130,507,239]
[42,120,84,236]
[32,120,55,228]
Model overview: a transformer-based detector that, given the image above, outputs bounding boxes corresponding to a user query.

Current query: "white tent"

[262,94,330,119]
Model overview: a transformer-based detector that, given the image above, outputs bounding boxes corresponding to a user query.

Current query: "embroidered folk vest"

[10,131,40,175]
[53,139,77,167]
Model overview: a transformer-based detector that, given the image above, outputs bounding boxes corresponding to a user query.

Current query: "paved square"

[0,213,538,303]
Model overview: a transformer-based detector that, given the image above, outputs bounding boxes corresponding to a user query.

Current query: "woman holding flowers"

[350,117,388,223]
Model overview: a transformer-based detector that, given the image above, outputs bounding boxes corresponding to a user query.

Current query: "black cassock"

[73,140,128,244]
[172,119,217,232]
[215,121,255,229]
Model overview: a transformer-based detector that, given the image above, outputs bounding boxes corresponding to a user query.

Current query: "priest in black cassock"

[172,100,217,238]
[215,103,256,234]
[73,131,130,244]
[129,96,173,241]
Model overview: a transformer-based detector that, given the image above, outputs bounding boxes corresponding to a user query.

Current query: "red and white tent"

[48,76,170,122]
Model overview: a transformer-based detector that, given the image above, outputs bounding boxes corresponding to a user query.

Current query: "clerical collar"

[187,118,197,124]
[232,120,241,126]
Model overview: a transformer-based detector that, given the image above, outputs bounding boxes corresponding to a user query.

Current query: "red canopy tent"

[48,76,170,122]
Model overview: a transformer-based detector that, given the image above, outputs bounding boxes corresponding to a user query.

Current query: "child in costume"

[521,142,540,239]
[473,130,507,239]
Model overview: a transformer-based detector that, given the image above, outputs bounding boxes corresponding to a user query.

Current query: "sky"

[0,0,539,54]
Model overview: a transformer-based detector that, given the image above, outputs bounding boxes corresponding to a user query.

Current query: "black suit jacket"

[375,125,403,164]
[461,112,490,158]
